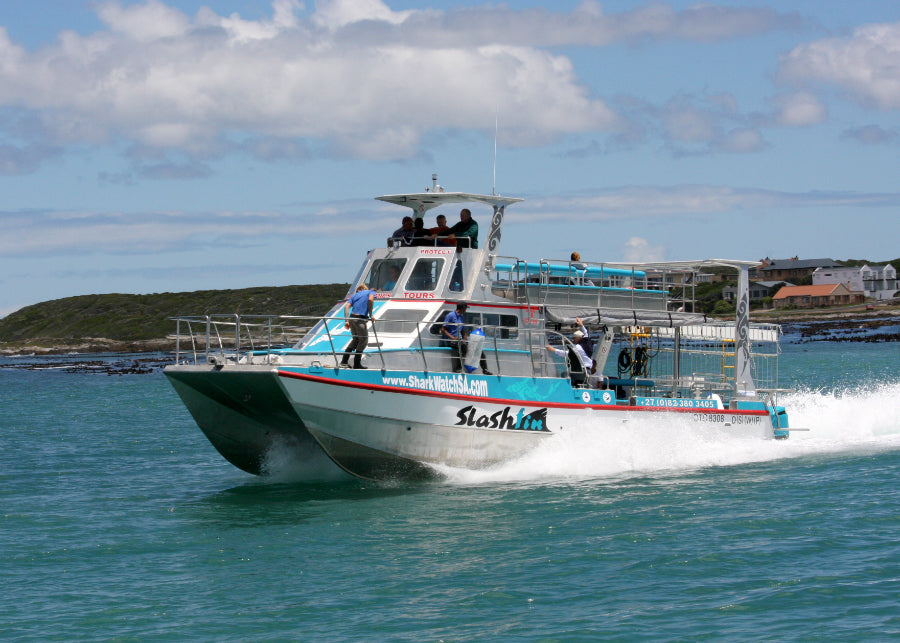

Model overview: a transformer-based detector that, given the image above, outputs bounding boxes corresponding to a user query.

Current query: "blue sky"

[2,0,899,317]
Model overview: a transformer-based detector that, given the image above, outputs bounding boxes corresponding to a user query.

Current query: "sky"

[2,0,899,317]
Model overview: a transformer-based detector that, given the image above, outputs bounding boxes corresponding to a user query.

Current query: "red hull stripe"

[277,370,769,416]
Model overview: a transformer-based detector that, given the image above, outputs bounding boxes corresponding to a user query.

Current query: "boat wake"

[437,380,900,485]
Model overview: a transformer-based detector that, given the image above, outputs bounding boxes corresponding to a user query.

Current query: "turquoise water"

[2,342,899,640]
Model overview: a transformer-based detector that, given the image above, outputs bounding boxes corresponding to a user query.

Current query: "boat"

[164,175,794,481]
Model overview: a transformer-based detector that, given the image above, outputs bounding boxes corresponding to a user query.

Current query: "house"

[862,264,897,300]
[722,281,791,304]
[772,283,865,309]
[751,257,844,281]
[814,263,898,300]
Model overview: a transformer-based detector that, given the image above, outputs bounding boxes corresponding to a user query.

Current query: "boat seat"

[566,346,587,387]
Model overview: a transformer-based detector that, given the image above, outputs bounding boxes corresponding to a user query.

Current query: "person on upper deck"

[388,216,415,246]
[447,208,478,249]
[569,251,593,285]
[425,214,455,247]
[410,217,429,246]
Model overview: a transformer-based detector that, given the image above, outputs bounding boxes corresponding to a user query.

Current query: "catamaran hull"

[278,371,551,480]
[164,365,327,475]
[276,369,777,481]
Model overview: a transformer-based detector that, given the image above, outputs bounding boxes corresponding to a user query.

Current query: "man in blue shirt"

[340,284,376,369]
[441,302,492,374]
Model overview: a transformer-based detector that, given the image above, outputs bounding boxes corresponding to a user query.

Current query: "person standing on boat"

[545,318,593,383]
[388,216,415,246]
[442,302,492,375]
[341,285,376,369]
[447,208,478,249]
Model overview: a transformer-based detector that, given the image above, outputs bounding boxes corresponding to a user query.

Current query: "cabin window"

[405,258,444,291]
[449,258,464,292]
[367,259,407,291]
[429,310,451,336]
[428,311,518,339]
[377,308,428,334]
[479,313,519,339]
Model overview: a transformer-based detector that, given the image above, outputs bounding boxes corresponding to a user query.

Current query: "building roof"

[772,284,847,299]
[865,264,896,276]
[760,258,842,271]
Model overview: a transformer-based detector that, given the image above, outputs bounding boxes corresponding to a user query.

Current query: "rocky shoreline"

[0,337,176,357]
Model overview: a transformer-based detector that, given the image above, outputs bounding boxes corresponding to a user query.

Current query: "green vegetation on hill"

[0,284,351,345]
[840,257,900,267]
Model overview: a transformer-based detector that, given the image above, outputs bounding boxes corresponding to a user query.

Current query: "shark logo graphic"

[454,405,549,432]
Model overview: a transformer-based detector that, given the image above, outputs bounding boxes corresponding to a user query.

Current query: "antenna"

[492,114,498,196]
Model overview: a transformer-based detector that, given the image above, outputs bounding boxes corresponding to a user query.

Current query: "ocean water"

[2,341,899,641]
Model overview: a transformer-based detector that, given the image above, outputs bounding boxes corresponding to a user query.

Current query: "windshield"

[405,258,444,291]
[367,259,407,291]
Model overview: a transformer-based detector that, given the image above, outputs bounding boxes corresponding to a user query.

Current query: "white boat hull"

[276,368,776,480]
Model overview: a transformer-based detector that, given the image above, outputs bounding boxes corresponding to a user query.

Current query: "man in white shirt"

[545,318,593,382]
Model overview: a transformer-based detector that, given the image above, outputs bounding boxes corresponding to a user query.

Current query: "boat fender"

[632,346,648,377]
[464,328,485,373]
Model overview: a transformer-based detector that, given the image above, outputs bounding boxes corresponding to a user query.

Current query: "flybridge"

[376,174,523,215]
[376,191,523,215]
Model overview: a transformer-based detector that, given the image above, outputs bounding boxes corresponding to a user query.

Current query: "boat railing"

[171,312,564,377]
[489,255,694,312]
[388,235,466,249]
[170,312,782,403]
[171,314,313,364]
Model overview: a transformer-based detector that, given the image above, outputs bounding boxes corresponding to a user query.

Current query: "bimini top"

[376,191,523,217]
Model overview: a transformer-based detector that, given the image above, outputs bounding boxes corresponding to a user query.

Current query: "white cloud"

[517,185,900,223]
[4,185,900,260]
[311,0,412,30]
[0,1,803,169]
[622,236,665,262]
[422,1,800,48]
[0,0,618,164]
[775,91,827,126]
[197,0,303,42]
[618,94,767,156]
[0,206,391,257]
[716,128,767,153]
[662,103,718,143]
[779,21,900,110]
[97,0,190,41]
[841,124,898,145]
